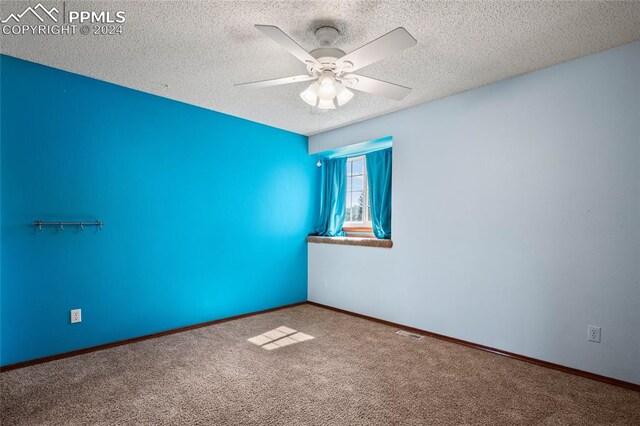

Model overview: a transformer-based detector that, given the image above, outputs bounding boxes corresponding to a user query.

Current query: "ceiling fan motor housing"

[308,48,347,75]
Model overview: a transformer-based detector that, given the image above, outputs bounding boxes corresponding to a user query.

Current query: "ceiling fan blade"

[235,75,316,89]
[336,27,417,72]
[255,25,320,67]
[339,74,411,101]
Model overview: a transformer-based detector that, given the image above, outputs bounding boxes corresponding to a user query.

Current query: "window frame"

[343,155,372,232]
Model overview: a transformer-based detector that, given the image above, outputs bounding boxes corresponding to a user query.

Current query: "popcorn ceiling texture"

[1,1,639,135]
[1,304,639,424]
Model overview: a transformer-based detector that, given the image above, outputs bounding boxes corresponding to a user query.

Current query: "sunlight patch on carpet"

[248,326,314,350]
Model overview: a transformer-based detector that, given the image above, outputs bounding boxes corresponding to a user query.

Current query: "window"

[344,156,372,233]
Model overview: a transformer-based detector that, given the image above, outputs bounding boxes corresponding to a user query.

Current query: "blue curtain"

[315,157,346,237]
[366,148,392,239]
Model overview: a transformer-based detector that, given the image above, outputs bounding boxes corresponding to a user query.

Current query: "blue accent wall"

[0,55,318,366]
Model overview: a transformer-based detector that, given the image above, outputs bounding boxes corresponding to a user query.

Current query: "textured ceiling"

[1,1,639,135]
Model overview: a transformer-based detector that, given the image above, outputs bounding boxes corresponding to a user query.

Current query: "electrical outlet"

[588,325,601,343]
[70,309,82,324]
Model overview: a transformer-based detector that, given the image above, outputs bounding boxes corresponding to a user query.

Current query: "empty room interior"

[1,1,639,424]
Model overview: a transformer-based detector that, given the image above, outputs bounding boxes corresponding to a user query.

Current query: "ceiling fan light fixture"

[335,83,354,106]
[317,72,337,100]
[317,98,336,110]
[236,25,417,111]
[300,82,319,106]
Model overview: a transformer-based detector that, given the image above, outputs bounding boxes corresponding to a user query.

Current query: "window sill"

[306,236,393,248]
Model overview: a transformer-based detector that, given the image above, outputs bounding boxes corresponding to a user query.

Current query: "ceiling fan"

[235,25,417,110]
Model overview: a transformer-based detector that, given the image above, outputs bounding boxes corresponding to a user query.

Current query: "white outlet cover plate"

[70,309,82,324]
[588,325,601,343]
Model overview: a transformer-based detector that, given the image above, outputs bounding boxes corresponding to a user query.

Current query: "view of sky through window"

[345,156,370,225]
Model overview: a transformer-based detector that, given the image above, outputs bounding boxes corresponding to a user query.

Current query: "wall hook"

[32,220,104,231]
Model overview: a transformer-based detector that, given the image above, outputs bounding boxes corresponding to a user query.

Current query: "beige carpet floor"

[1,304,639,425]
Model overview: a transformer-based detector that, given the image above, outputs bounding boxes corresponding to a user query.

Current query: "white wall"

[308,41,640,384]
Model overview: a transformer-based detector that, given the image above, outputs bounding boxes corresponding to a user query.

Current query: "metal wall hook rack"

[33,220,104,231]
